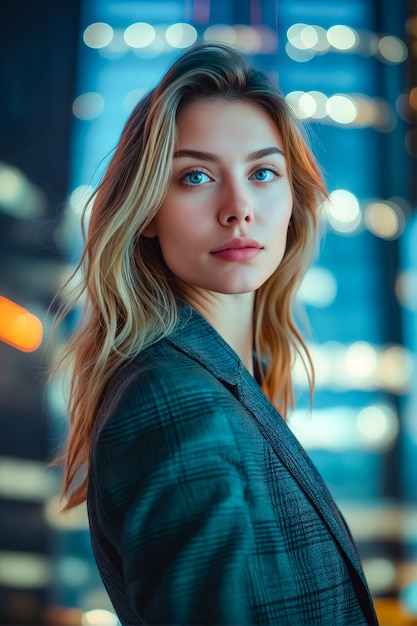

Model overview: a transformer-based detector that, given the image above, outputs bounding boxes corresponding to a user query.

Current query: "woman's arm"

[89,363,255,625]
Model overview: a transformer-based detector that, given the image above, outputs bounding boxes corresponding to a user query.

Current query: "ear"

[141,221,157,238]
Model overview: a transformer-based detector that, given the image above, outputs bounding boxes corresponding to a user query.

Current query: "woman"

[56,43,378,624]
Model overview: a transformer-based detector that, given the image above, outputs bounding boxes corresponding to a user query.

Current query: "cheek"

[153,204,199,256]
[282,189,293,226]
[267,205,293,257]
[158,198,210,243]
[272,199,293,234]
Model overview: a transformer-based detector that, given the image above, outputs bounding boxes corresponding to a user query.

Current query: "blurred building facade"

[0,0,416,624]
[0,1,81,624]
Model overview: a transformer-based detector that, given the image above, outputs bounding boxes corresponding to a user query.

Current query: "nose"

[218,179,254,226]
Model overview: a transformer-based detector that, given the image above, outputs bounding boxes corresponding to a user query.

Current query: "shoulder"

[89,341,247,510]
[94,340,240,449]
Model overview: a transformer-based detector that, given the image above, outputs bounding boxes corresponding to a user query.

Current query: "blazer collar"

[169,300,245,386]
[167,302,377,623]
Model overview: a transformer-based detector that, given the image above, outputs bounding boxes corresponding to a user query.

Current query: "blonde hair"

[54,42,326,510]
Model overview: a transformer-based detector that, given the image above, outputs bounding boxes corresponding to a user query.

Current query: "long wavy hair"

[53,42,326,510]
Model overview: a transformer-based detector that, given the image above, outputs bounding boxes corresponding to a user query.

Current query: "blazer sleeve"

[89,363,255,625]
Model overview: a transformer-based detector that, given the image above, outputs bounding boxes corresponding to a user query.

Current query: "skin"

[144,99,293,373]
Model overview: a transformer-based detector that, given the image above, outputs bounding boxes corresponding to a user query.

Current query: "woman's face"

[144,98,293,296]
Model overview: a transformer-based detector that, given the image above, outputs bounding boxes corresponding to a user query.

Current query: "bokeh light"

[285,91,305,116]
[298,92,317,118]
[68,185,95,216]
[363,558,396,594]
[82,609,118,626]
[165,23,197,48]
[326,94,358,124]
[379,346,413,393]
[233,25,262,52]
[290,402,399,452]
[83,22,113,49]
[311,26,330,52]
[355,95,379,126]
[356,405,399,450]
[344,341,379,387]
[327,25,358,50]
[300,25,318,48]
[0,296,43,352]
[0,163,45,219]
[326,189,362,233]
[396,270,417,311]
[285,43,315,62]
[364,201,405,240]
[286,90,334,120]
[308,91,328,118]
[0,457,55,500]
[124,22,155,48]
[0,553,51,588]
[203,24,236,43]
[298,266,338,307]
[72,92,105,120]
[378,35,408,63]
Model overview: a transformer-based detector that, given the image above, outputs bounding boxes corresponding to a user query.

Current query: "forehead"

[175,98,284,149]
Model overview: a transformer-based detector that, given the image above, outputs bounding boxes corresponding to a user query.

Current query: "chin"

[211,280,267,295]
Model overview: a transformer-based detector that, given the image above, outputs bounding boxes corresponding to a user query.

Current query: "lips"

[210,237,262,262]
[211,237,262,254]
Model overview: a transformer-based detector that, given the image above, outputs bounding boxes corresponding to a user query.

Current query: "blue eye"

[183,171,211,185]
[251,168,275,182]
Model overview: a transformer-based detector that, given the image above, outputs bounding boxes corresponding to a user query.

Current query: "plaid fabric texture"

[87,303,378,625]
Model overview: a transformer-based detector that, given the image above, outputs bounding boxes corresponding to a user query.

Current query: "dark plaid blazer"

[87,302,379,625]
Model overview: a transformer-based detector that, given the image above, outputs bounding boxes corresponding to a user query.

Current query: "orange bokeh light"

[0,295,43,352]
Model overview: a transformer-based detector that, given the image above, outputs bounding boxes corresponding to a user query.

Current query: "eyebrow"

[173,147,285,162]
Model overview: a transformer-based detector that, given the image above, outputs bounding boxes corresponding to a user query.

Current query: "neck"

[179,287,255,375]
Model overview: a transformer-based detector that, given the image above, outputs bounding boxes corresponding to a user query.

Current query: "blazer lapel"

[239,372,364,566]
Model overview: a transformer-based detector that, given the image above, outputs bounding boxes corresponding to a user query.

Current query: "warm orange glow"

[0,296,43,352]
[410,87,417,111]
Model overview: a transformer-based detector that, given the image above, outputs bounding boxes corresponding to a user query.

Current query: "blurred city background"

[0,0,416,624]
